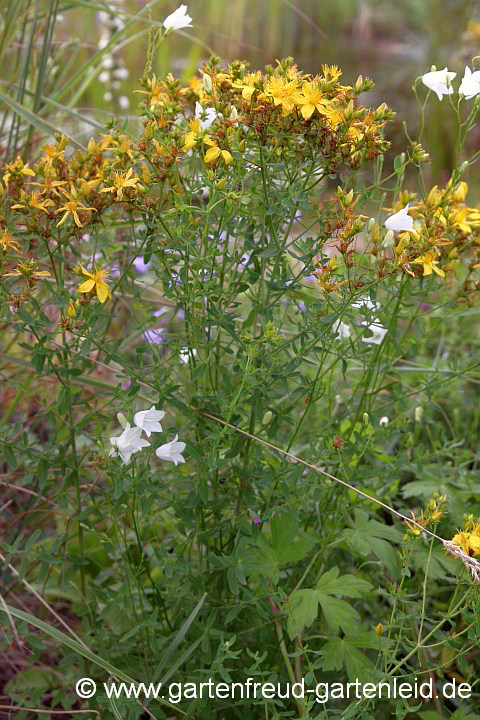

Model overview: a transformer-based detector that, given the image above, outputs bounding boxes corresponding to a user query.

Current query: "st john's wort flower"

[385,204,413,232]
[109,423,150,464]
[421,67,456,101]
[458,66,480,99]
[163,4,192,31]
[155,435,186,465]
[133,405,165,437]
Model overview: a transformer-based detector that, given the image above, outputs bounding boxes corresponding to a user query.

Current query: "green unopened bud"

[354,75,363,93]
[203,73,212,92]
[459,160,469,174]
[144,121,153,140]
[262,411,273,424]
[363,412,369,426]
[415,406,424,423]
[117,412,127,428]
[344,99,355,121]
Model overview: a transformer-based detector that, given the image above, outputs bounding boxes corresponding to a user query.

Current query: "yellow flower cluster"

[384,181,480,295]
[452,517,480,557]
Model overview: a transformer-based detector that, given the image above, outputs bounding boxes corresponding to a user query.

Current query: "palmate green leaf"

[271,511,316,565]
[287,567,372,639]
[318,637,375,683]
[249,511,316,585]
[287,589,318,639]
[342,509,402,579]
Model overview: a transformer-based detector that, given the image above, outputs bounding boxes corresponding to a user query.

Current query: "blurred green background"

[1,0,480,194]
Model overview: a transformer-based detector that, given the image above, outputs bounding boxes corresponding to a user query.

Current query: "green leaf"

[271,511,316,565]
[317,636,375,683]
[342,509,402,579]
[287,589,318,639]
[286,567,372,639]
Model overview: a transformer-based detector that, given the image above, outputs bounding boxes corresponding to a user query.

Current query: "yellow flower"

[453,208,472,235]
[203,144,233,165]
[2,260,51,279]
[1,231,21,254]
[55,192,96,228]
[264,76,303,115]
[41,143,65,167]
[232,72,261,102]
[67,299,77,318]
[3,156,36,187]
[100,168,141,201]
[77,265,112,303]
[296,81,330,120]
[11,191,55,214]
[133,74,168,110]
[451,531,471,554]
[469,535,480,556]
[410,250,445,277]
[183,119,202,152]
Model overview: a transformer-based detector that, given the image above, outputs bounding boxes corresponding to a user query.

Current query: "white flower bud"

[230,106,238,122]
[382,230,395,248]
[203,73,212,92]
[117,412,127,428]
[380,416,389,427]
[415,406,424,423]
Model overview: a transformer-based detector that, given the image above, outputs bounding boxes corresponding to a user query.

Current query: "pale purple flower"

[144,328,166,344]
[133,405,165,437]
[155,434,186,465]
[252,517,261,526]
[133,256,152,274]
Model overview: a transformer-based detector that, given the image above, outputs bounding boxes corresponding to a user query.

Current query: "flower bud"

[67,299,76,318]
[382,230,395,248]
[379,416,389,427]
[117,412,127,428]
[239,139,246,151]
[354,75,363,93]
[230,106,238,122]
[415,406,424,423]
[215,177,227,190]
[344,100,355,120]
[203,73,212,93]
[262,411,273,424]
[144,121,153,140]
[375,623,385,636]
[459,160,469,174]
[363,412,369,426]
